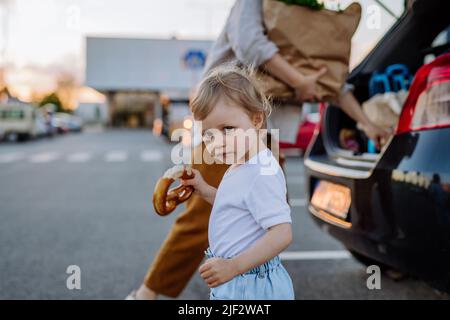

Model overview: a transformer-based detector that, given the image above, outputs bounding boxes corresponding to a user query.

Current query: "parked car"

[0,103,47,141]
[304,0,450,292]
[159,98,192,141]
[51,113,69,134]
[33,109,48,137]
[66,114,83,132]
[52,113,83,134]
[280,103,320,153]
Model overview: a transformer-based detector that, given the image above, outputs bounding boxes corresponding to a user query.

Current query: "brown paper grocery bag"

[362,91,408,130]
[259,0,361,103]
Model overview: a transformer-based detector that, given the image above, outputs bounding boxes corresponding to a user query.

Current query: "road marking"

[0,152,25,163]
[141,150,163,162]
[30,152,60,163]
[280,251,352,261]
[289,198,307,207]
[287,176,305,185]
[67,152,92,163]
[105,151,128,162]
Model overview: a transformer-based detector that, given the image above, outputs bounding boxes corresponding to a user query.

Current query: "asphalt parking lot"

[0,129,447,299]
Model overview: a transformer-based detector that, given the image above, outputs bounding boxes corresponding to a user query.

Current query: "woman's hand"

[339,91,392,149]
[199,257,239,288]
[359,122,391,149]
[181,168,217,204]
[263,54,327,102]
[292,67,327,102]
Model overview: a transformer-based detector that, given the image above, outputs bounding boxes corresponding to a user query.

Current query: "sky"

[0,0,405,100]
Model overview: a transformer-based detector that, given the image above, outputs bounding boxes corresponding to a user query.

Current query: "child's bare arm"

[181,168,217,204]
[232,223,292,274]
[199,223,292,288]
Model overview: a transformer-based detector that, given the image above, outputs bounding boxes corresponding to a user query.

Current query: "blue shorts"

[204,248,295,300]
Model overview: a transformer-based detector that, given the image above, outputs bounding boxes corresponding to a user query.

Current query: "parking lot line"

[287,176,305,185]
[0,153,25,163]
[289,198,307,207]
[140,150,163,162]
[67,152,92,163]
[29,152,61,163]
[280,251,352,260]
[105,151,128,162]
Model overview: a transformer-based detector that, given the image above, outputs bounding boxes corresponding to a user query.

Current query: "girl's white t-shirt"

[208,148,292,258]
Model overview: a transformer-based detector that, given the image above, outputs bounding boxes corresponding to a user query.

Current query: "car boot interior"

[323,0,450,161]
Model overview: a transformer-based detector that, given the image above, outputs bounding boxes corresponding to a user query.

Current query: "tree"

[0,85,12,102]
[56,72,78,111]
[39,92,65,113]
[0,85,10,96]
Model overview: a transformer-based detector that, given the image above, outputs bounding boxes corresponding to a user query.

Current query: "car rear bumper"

[304,127,450,280]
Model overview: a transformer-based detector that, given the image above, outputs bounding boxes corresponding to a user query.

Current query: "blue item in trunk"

[368,64,412,97]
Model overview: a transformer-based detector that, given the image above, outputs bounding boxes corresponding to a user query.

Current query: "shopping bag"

[259,0,361,103]
[362,91,409,130]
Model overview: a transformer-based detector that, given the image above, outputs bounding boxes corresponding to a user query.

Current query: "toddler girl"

[182,64,294,300]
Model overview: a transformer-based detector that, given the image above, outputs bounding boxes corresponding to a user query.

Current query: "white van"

[0,103,47,141]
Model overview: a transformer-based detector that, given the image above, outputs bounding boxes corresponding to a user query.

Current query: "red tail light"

[316,102,327,133]
[397,53,450,134]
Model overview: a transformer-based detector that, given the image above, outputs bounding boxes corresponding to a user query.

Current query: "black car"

[304,0,450,292]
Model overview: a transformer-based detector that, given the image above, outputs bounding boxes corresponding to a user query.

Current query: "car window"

[431,26,450,47]
[336,0,406,70]
[424,25,450,64]
[1,109,25,119]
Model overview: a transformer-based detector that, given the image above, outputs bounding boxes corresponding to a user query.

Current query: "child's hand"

[181,168,216,204]
[199,257,239,288]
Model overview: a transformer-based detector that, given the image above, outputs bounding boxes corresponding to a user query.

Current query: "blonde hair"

[190,62,272,128]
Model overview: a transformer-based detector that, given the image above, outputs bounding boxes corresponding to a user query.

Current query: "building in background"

[74,86,108,125]
[85,37,211,129]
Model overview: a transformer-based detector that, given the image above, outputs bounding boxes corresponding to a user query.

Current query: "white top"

[208,148,292,258]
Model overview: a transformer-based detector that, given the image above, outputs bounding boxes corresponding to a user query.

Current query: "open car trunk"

[319,0,450,172]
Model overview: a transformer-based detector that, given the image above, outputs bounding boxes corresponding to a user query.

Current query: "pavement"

[0,128,447,299]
